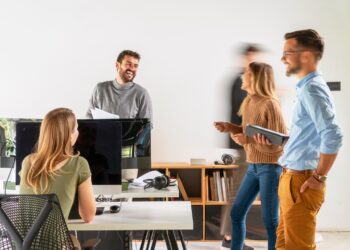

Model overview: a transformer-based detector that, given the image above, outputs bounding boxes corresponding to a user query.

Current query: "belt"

[283,168,314,174]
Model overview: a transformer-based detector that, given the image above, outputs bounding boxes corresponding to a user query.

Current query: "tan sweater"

[241,95,287,164]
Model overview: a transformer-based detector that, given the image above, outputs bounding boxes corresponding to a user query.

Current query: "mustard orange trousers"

[276,170,325,250]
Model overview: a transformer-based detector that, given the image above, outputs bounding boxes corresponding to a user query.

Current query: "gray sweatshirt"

[86,80,153,123]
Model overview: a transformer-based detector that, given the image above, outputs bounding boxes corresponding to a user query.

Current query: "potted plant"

[0,118,16,168]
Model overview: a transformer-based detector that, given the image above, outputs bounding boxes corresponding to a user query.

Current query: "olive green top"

[19,156,91,220]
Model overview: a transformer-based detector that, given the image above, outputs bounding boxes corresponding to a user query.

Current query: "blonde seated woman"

[19,108,96,223]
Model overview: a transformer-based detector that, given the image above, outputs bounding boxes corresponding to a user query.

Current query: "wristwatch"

[313,172,327,182]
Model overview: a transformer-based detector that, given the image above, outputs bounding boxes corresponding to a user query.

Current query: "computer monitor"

[16,119,122,195]
[75,119,122,194]
[15,118,151,193]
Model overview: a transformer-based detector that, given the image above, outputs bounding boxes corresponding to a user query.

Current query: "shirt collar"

[113,79,134,90]
[296,71,321,90]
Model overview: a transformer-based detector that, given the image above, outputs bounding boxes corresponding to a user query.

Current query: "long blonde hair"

[25,108,78,193]
[239,62,278,116]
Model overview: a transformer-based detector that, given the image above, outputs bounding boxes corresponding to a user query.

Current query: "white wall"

[0,0,349,230]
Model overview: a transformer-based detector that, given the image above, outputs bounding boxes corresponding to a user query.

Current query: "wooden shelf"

[204,164,239,169]
[205,201,230,205]
[152,162,243,241]
[152,162,239,169]
[204,201,259,206]
[152,162,190,168]
[188,197,203,205]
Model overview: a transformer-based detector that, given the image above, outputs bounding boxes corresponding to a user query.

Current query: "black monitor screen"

[15,118,151,185]
[75,120,122,185]
[15,122,41,184]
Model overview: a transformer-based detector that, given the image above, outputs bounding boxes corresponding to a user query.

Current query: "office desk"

[68,201,192,231]
[4,184,179,198]
[69,201,192,250]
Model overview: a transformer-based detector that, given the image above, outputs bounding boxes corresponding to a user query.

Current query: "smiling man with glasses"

[282,49,307,57]
[276,29,343,249]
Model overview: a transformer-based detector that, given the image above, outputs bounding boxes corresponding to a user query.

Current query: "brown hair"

[240,43,263,56]
[25,108,78,193]
[284,29,324,60]
[239,62,277,115]
[116,50,141,63]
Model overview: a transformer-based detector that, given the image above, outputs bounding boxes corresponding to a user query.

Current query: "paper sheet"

[90,108,119,119]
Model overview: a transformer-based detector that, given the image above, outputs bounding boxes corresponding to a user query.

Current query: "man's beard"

[286,64,302,77]
[119,70,135,83]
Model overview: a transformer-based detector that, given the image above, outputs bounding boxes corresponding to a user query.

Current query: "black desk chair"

[0,194,99,250]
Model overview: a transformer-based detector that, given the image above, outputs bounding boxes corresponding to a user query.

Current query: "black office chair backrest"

[0,194,74,250]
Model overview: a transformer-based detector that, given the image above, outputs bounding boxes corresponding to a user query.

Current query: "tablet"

[245,124,289,146]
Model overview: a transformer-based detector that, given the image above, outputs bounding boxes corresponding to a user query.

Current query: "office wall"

[0,0,349,230]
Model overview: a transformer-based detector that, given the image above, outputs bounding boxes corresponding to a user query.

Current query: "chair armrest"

[70,234,81,250]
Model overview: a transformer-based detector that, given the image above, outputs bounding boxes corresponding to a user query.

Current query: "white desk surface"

[2,185,179,198]
[68,201,193,231]
[113,184,179,199]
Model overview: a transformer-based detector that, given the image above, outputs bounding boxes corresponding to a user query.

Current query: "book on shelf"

[209,174,216,201]
[223,170,230,201]
[206,175,209,201]
[215,170,223,202]
[221,174,227,202]
[207,169,237,202]
[213,171,219,201]
[212,171,217,201]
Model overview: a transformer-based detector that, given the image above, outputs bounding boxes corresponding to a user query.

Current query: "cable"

[143,178,155,190]
[4,157,16,195]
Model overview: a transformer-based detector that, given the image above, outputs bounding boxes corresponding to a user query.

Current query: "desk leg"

[163,230,173,250]
[149,230,173,250]
[168,230,179,250]
[177,230,186,250]
[145,230,155,250]
[123,231,132,250]
[150,231,160,250]
[140,230,149,250]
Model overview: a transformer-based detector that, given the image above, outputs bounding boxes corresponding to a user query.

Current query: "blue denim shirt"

[279,71,343,170]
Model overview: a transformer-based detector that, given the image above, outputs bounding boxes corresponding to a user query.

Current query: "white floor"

[133,232,350,250]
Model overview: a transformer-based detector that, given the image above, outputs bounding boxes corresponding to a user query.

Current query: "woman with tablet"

[214,62,287,250]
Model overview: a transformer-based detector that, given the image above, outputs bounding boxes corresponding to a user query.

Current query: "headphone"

[214,154,235,165]
[222,154,235,165]
[143,175,175,190]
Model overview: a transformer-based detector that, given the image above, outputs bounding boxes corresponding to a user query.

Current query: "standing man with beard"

[85,50,152,249]
[86,50,153,122]
[256,29,342,250]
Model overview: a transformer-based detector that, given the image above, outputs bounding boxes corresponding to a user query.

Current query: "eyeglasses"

[282,50,307,57]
